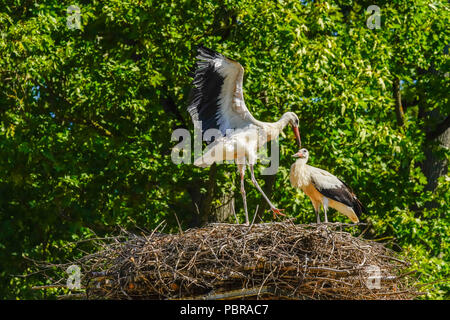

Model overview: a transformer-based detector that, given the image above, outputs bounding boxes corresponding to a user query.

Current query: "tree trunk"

[200,163,217,225]
[421,111,449,194]
[212,191,235,223]
[393,77,405,127]
[254,174,277,222]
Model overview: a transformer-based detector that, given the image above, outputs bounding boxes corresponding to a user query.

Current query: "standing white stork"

[290,148,365,223]
[187,46,302,224]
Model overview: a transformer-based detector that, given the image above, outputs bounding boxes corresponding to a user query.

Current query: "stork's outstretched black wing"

[187,46,254,142]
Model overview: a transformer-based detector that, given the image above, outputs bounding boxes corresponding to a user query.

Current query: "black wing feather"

[312,177,366,217]
[187,46,225,142]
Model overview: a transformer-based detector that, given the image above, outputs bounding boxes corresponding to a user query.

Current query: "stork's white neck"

[251,112,293,143]
[274,112,293,130]
[251,112,291,129]
[290,158,311,187]
[295,157,309,165]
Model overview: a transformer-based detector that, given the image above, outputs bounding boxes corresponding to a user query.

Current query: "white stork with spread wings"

[187,46,301,224]
[290,148,365,223]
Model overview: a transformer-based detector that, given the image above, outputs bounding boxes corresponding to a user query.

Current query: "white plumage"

[290,149,365,223]
[187,46,302,224]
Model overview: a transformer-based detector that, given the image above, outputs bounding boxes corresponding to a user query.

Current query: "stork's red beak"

[293,126,301,148]
[292,151,303,158]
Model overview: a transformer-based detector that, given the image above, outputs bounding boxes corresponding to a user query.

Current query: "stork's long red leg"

[248,164,285,219]
[238,164,249,225]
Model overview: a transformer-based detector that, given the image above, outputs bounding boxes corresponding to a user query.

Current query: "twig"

[173,212,183,235]
[231,200,239,224]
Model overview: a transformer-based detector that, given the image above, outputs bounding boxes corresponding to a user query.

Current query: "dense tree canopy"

[0,0,448,299]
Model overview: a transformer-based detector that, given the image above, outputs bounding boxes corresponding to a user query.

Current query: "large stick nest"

[41,221,421,299]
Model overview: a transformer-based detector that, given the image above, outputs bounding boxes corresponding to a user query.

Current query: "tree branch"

[393,77,404,127]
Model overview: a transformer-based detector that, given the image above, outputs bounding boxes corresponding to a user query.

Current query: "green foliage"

[0,0,448,299]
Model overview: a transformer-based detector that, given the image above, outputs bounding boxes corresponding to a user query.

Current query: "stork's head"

[284,112,301,148]
[292,148,309,162]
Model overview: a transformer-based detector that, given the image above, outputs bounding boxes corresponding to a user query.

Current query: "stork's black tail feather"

[352,197,366,217]
[336,177,366,217]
